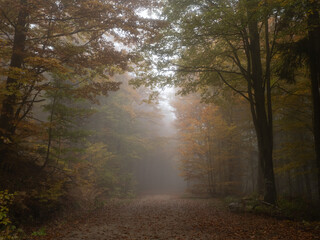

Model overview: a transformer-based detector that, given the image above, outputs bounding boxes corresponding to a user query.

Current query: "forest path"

[42,195,318,240]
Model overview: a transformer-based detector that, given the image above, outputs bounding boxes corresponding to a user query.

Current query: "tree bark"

[0,0,28,159]
[42,95,57,169]
[247,0,277,204]
[307,3,320,202]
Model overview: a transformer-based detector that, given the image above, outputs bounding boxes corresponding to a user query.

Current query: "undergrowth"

[0,190,24,240]
[225,194,320,222]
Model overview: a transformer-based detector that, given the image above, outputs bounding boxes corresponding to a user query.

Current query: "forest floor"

[29,195,320,240]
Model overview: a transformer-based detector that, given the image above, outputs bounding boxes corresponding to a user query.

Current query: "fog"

[134,88,186,194]
[71,75,187,197]
[1,1,320,237]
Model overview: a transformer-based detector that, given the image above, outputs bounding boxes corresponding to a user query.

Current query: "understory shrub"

[0,190,23,240]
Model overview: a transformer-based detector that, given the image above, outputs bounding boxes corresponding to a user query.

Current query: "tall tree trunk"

[0,0,28,159]
[253,95,276,204]
[307,3,320,202]
[247,0,277,204]
[42,95,57,169]
[207,134,215,195]
[250,151,257,192]
[303,165,313,201]
[287,170,292,198]
[257,157,264,194]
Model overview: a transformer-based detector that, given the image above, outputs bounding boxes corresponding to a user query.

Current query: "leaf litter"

[30,195,320,240]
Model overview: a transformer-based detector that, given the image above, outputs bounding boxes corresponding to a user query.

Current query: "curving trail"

[42,195,319,240]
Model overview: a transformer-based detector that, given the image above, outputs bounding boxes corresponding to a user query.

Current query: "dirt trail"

[42,195,319,240]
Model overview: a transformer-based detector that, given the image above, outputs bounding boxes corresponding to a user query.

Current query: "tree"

[306,0,320,201]
[173,90,255,196]
[41,73,96,169]
[273,78,315,199]
[87,74,168,196]
[134,0,283,204]
[0,0,160,161]
[275,0,320,200]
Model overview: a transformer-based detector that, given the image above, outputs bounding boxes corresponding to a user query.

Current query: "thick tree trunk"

[257,157,264,194]
[307,5,320,202]
[0,0,28,158]
[254,102,276,204]
[247,0,277,204]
